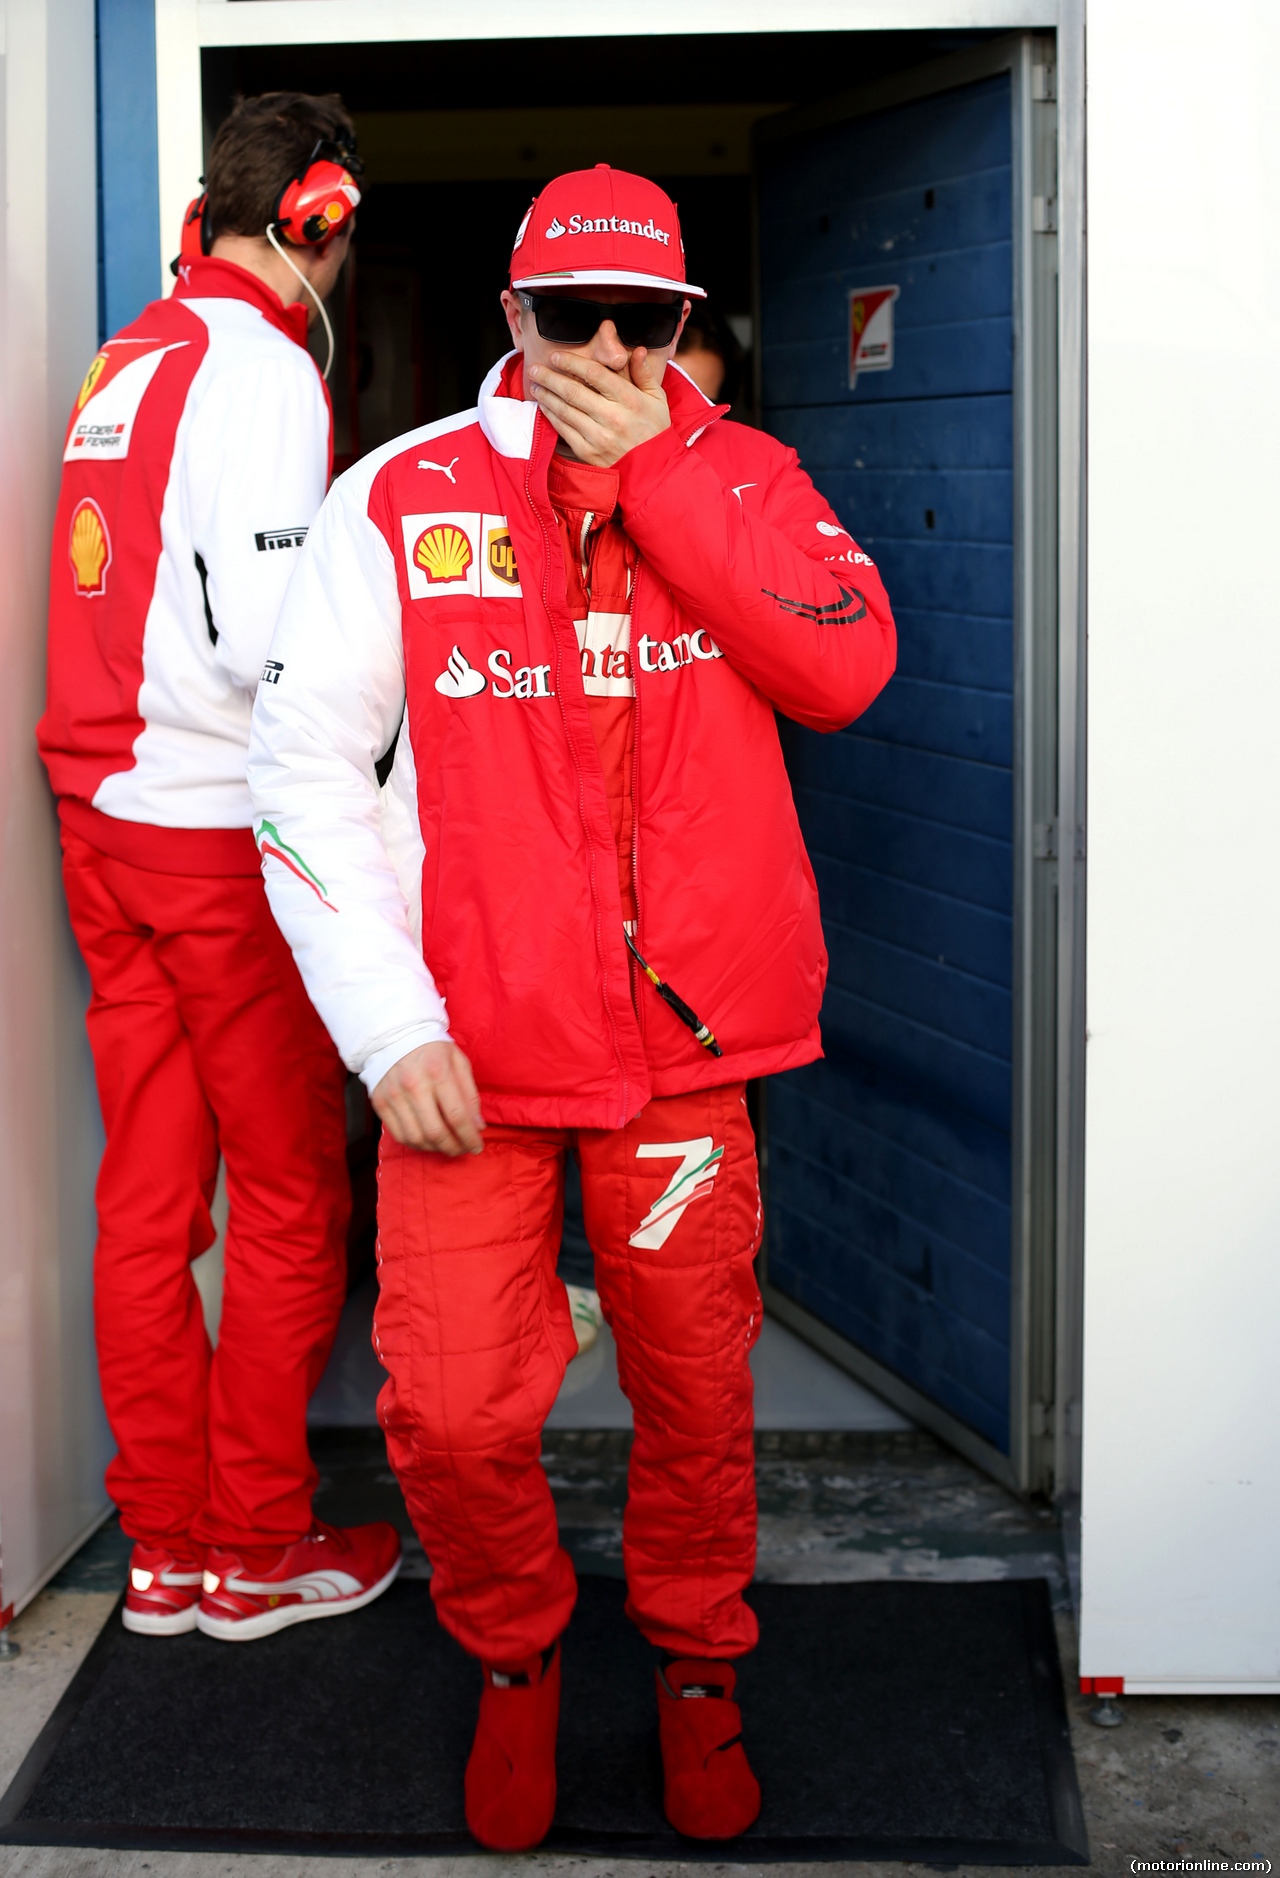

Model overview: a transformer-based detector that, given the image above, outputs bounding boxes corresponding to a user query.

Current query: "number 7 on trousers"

[628,1136,725,1251]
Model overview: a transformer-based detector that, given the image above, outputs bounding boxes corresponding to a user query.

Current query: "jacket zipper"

[625,559,721,1059]
[525,438,632,1123]
[627,561,643,1023]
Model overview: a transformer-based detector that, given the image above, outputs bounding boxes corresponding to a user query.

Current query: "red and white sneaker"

[196,1520,401,1642]
[122,1541,205,1636]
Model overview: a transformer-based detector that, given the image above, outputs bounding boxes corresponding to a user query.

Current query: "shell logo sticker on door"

[69,498,112,596]
[848,285,900,388]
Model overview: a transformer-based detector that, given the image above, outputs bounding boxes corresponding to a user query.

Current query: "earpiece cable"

[265,223,335,381]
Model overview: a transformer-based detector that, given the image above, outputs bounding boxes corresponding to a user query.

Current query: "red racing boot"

[197,1519,401,1641]
[122,1540,205,1636]
[465,1641,560,1851]
[657,1656,762,1840]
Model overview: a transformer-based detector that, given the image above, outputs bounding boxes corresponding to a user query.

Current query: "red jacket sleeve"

[614,421,896,732]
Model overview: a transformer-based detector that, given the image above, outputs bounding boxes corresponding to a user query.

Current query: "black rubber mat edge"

[1020,1576,1090,1862]
[0,1583,1089,1865]
[0,1823,1091,1863]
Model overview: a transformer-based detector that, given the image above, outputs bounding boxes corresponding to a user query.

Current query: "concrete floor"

[308,1275,912,1433]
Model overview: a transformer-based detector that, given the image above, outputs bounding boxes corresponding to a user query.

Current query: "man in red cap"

[249,166,895,1846]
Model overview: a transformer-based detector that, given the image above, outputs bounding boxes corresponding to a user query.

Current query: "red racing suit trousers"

[374,1080,762,1664]
[60,827,350,1551]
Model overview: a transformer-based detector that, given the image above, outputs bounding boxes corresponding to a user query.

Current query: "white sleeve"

[187,353,330,690]
[246,467,451,1090]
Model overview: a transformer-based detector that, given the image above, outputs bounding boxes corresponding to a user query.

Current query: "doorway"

[198,28,1060,1493]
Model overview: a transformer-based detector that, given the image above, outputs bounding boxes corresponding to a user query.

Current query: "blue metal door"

[758,71,1017,1456]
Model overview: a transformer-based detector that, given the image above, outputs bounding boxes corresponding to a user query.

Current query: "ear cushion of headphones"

[274,160,361,247]
[179,192,210,264]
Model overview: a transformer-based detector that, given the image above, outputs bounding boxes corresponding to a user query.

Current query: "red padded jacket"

[247,357,897,1127]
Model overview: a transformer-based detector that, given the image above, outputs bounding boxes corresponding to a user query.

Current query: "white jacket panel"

[247,414,478,1086]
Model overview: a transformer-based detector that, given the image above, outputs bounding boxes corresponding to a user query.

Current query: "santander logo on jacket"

[247,353,897,1128]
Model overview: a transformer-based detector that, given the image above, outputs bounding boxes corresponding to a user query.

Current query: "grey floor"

[307,1270,911,1433]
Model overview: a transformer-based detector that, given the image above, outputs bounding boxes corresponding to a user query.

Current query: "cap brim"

[512,267,707,299]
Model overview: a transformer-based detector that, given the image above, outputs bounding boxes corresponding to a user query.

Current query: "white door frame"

[153,0,1086,1502]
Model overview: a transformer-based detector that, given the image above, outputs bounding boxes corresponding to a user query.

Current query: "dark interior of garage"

[201,32,988,453]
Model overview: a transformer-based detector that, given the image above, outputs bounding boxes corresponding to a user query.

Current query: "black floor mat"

[0,1576,1087,1863]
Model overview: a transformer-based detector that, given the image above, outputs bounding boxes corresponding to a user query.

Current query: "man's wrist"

[360,1023,452,1095]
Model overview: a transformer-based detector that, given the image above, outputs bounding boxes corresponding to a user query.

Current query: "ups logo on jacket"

[486,527,519,587]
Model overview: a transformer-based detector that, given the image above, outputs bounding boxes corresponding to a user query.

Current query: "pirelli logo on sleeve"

[255,527,308,553]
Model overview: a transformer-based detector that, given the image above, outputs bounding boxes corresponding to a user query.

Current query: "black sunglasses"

[516,290,685,349]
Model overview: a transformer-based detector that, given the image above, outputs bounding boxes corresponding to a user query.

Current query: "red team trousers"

[60,826,350,1550]
[375,1079,762,1664]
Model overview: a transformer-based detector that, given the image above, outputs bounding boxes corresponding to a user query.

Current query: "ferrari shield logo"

[848,285,900,388]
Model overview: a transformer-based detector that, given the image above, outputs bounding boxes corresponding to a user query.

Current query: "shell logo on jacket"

[68,498,112,596]
[414,522,472,584]
[248,354,898,1128]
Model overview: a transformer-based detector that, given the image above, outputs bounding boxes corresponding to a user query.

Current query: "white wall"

[0,0,112,1621]
[1080,0,1280,1689]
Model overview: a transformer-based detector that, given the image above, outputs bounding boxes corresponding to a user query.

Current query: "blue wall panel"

[760,73,1015,1452]
[97,0,162,341]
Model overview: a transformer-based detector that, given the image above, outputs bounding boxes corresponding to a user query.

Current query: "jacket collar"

[172,256,310,350]
[476,348,728,462]
[478,351,538,460]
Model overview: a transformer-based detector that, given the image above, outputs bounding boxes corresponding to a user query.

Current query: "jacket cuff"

[614,422,695,520]
[360,1020,453,1096]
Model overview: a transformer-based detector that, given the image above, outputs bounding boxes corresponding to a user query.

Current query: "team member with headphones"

[38,92,400,1642]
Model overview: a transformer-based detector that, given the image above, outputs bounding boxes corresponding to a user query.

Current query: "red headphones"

[274,154,362,246]
[172,137,363,273]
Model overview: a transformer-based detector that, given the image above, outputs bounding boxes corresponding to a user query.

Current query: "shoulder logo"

[545,216,567,239]
[64,340,189,465]
[435,646,486,698]
[76,353,108,410]
[69,498,111,596]
[418,456,460,483]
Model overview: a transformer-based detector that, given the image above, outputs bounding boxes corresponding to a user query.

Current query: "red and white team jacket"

[247,356,896,1124]
[38,259,331,872]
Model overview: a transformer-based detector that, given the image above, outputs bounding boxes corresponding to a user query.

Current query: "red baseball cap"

[510,165,706,299]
